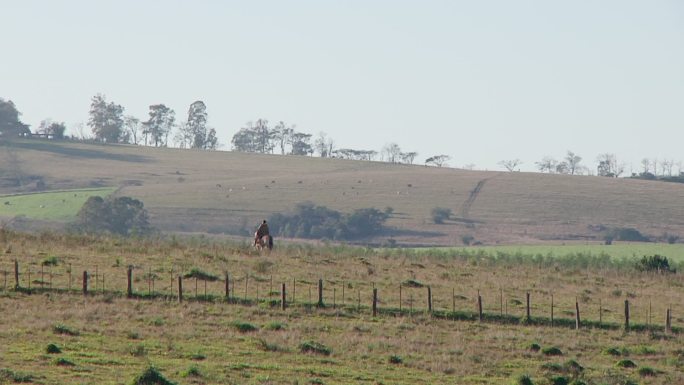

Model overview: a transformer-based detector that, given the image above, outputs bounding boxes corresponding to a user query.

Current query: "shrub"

[53,324,79,336]
[389,355,403,364]
[540,363,563,372]
[75,196,152,236]
[46,343,62,354]
[542,347,563,356]
[129,344,146,357]
[190,353,206,361]
[131,366,177,385]
[231,321,258,333]
[299,341,331,356]
[431,207,452,224]
[603,347,622,356]
[461,235,475,246]
[528,343,541,352]
[402,279,424,288]
[42,256,60,266]
[0,368,33,383]
[255,338,282,352]
[615,359,636,368]
[637,255,674,273]
[182,365,202,378]
[54,358,75,366]
[183,268,219,281]
[549,376,569,385]
[637,366,656,377]
[513,374,534,385]
[264,321,285,331]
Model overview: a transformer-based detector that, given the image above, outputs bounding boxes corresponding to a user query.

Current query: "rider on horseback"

[254,220,270,246]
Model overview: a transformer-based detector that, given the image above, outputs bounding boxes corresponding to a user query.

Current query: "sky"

[2,0,683,172]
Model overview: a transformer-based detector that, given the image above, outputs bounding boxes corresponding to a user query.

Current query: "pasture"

[3,138,684,246]
[0,188,116,221]
[1,230,683,384]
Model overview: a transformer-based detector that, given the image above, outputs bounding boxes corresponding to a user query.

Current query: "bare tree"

[535,156,557,173]
[400,151,418,164]
[498,159,522,172]
[596,153,624,177]
[123,116,142,145]
[381,143,402,163]
[565,151,583,175]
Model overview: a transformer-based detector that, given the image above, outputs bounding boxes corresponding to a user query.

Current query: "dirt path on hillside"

[458,174,500,220]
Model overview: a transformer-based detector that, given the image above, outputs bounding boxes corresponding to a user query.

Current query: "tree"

[273,121,294,155]
[0,98,31,138]
[425,155,451,167]
[123,116,142,145]
[381,143,402,163]
[205,128,218,150]
[499,159,522,172]
[144,104,175,147]
[37,119,66,139]
[75,196,152,236]
[88,94,124,143]
[186,101,210,149]
[535,156,557,173]
[291,132,313,155]
[314,132,334,157]
[431,207,452,224]
[400,151,418,164]
[565,151,583,175]
[596,153,624,177]
[173,121,193,149]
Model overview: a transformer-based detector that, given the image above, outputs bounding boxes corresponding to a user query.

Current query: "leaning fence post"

[317,279,324,307]
[14,260,19,289]
[372,288,378,317]
[178,276,183,302]
[624,299,630,331]
[575,299,581,329]
[427,286,432,313]
[82,271,88,296]
[281,283,286,310]
[127,266,133,298]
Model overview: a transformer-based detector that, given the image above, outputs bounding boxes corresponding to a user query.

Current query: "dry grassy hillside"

[2,139,684,245]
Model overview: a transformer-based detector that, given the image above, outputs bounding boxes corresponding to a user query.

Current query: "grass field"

[408,242,684,263]
[3,138,684,246]
[1,231,683,384]
[0,188,116,221]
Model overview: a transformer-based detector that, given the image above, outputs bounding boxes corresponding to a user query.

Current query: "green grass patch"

[131,366,177,385]
[54,357,75,367]
[46,343,62,354]
[615,359,637,368]
[53,323,80,336]
[541,347,563,356]
[299,341,332,356]
[0,187,116,221]
[231,321,258,333]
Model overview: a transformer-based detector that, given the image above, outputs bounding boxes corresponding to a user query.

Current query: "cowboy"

[255,220,269,245]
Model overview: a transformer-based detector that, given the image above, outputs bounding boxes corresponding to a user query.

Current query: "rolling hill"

[2,138,684,246]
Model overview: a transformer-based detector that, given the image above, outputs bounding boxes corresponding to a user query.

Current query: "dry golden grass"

[0,231,683,384]
[3,139,684,245]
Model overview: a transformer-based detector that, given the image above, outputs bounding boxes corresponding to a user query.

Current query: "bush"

[549,376,569,385]
[389,355,403,364]
[604,347,621,356]
[431,207,452,224]
[75,196,152,236]
[542,347,563,356]
[231,321,258,333]
[513,374,534,385]
[615,359,637,368]
[264,321,285,331]
[42,256,60,266]
[46,343,62,354]
[269,203,388,240]
[461,235,475,246]
[299,341,331,356]
[53,324,79,336]
[183,268,219,281]
[637,366,656,377]
[182,365,202,378]
[528,343,541,352]
[402,279,424,288]
[131,366,177,385]
[0,368,33,383]
[54,358,75,366]
[637,255,674,273]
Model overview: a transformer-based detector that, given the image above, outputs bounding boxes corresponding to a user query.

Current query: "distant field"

[412,242,684,263]
[0,187,116,221]
[3,138,684,245]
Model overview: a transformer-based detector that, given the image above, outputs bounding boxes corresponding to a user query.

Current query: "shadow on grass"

[6,141,150,163]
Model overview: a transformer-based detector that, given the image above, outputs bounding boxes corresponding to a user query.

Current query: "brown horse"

[254,233,273,251]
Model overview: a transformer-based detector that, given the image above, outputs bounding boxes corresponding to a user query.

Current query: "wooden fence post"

[178,276,183,302]
[281,283,286,310]
[225,273,230,300]
[526,292,531,320]
[427,286,432,313]
[551,294,554,327]
[14,260,18,289]
[575,299,581,329]
[666,308,672,333]
[127,266,133,298]
[292,277,296,303]
[399,284,402,312]
[372,288,378,317]
[624,299,630,331]
[82,271,88,296]
[317,279,324,307]
[477,292,483,322]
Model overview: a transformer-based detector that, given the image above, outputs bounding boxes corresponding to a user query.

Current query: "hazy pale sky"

[2,1,683,171]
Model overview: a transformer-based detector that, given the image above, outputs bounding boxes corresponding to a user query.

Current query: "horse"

[254,233,273,251]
